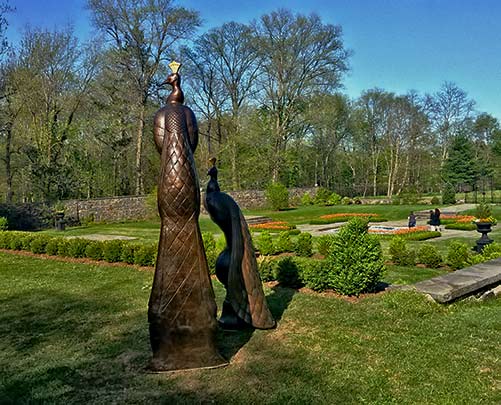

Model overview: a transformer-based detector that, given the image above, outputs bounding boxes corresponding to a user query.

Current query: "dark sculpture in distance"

[148,61,226,371]
[205,158,276,330]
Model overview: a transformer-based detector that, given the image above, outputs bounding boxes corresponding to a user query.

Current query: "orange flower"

[320,213,380,220]
[368,225,428,235]
[441,214,475,223]
[249,221,293,231]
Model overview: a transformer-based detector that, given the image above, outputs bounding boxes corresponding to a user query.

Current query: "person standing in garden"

[429,208,441,231]
[408,211,417,228]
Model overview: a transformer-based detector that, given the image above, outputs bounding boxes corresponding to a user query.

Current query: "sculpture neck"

[167,79,184,104]
[207,166,220,193]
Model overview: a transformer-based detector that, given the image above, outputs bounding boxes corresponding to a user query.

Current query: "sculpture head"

[164,72,180,86]
[164,61,183,103]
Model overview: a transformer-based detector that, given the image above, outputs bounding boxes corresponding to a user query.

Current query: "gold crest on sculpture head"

[169,60,181,74]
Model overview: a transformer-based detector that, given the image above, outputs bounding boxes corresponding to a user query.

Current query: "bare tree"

[88,0,200,194]
[184,22,260,189]
[424,81,475,162]
[253,9,350,181]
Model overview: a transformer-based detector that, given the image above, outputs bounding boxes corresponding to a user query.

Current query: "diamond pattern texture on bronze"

[148,100,225,371]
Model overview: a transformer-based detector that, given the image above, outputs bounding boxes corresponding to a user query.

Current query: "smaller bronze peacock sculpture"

[204,158,276,330]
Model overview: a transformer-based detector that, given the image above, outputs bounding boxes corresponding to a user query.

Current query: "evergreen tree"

[441,134,478,188]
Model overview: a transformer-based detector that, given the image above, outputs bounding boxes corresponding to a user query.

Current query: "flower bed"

[440,215,476,224]
[369,225,428,235]
[249,221,296,232]
[369,226,441,241]
[310,213,387,225]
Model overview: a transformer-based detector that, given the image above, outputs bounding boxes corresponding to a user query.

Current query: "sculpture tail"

[233,212,276,329]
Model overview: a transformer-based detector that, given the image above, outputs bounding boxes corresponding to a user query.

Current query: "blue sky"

[6,0,501,120]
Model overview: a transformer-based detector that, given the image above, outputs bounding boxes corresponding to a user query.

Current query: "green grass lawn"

[245,204,434,224]
[1,252,500,404]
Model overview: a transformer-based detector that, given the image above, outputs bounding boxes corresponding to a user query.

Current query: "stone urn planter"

[474,222,493,252]
[54,211,66,232]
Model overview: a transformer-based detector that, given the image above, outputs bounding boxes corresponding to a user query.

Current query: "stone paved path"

[298,203,479,238]
[412,258,501,303]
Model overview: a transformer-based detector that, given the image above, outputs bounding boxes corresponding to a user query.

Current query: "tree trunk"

[372,152,379,196]
[135,105,145,195]
[5,126,13,204]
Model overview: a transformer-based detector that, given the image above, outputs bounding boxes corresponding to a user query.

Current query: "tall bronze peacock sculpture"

[204,158,276,330]
[148,62,226,371]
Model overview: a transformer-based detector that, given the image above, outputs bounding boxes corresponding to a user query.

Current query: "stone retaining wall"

[63,187,318,223]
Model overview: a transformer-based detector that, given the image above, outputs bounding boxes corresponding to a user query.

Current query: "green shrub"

[294,232,312,257]
[475,202,492,220]
[134,244,157,266]
[400,231,441,241]
[21,234,37,250]
[202,232,218,274]
[341,196,352,205]
[417,244,442,268]
[0,231,11,248]
[30,235,53,254]
[265,182,289,211]
[389,237,415,266]
[57,239,72,257]
[326,218,385,295]
[66,238,91,258]
[0,217,8,230]
[316,235,334,256]
[85,241,104,260]
[102,240,124,262]
[442,183,456,205]
[430,196,440,205]
[447,241,470,270]
[445,222,476,231]
[327,192,342,206]
[258,257,278,282]
[9,233,25,250]
[299,258,328,291]
[275,231,293,253]
[314,187,332,205]
[287,229,301,236]
[121,243,141,264]
[275,257,303,288]
[46,238,61,255]
[480,242,501,261]
[400,189,420,205]
[257,231,275,256]
[301,192,313,206]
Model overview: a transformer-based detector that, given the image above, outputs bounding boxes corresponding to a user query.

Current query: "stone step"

[244,216,273,225]
[415,210,457,219]
[413,258,501,303]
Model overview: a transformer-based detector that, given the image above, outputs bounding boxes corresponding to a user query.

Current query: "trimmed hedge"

[445,223,476,231]
[310,216,387,225]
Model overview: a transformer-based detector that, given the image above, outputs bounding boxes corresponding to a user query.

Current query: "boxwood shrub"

[102,240,124,262]
[417,244,442,268]
[30,235,53,254]
[447,241,470,270]
[294,232,312,257]
[275,257,303,288]
[85,241,104,260]
[389,237,416,266]
[134,244,157,266]
[326,218,385,295]
[67,238,91,258]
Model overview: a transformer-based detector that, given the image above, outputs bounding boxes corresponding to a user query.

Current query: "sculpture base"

[148,320,227,372]
[147,357,228,373]
[218,300,254,331]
